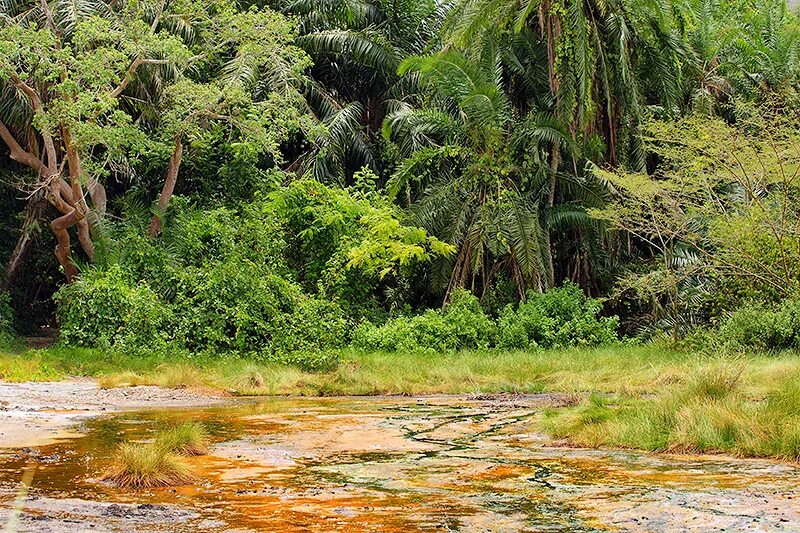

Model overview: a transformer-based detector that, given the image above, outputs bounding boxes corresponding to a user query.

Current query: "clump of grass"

[102,443,194,488]
[682,363,744,400]
[154,423,209,456]
[97,364,207,390]
[219,362,311,395]
[543,362,800,461]
[151,364,206,388]
[97,371,147,388]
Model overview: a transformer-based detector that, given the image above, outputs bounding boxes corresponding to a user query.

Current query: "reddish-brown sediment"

[0,390,797,531]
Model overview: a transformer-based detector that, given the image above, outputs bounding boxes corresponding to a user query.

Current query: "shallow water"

[0,396,798,532]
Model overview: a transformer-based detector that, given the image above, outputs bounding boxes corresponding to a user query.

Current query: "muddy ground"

[0,381,798,532]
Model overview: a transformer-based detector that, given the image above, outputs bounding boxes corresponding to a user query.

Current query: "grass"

[2,343,800,397]
[154,423,210,456]
[101,423,210,488]
[102,443,194,488]
[542,362,800,461]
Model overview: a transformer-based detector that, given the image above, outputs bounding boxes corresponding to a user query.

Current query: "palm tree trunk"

[541,144,559,289]
[539,0,562,290]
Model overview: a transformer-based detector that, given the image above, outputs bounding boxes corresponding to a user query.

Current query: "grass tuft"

[150,364,206,389]
[543,361,800,461]
[97,371,147,388]
[101,443,194,488]
[154,423,210,456]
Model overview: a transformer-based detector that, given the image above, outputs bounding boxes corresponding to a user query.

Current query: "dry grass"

[5,343,800,400]
[97,371,148,388]
[101,443,194,488]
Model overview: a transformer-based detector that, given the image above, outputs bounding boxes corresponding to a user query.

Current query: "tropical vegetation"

[0,0,800,457]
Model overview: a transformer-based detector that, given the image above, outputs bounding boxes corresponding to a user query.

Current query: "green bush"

[52,188,445,361]
[269,297,349,355]
[171,262,347,355]
[352,289,496,352]
[162,203,286,269]
[498,283,618,349]
[719,300,800,351]
[55,266,171,349]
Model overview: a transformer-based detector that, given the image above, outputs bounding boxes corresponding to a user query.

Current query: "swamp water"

[0,396,797,532]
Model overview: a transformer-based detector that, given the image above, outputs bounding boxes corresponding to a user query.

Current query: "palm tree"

[729,0,800,96]
[410,0,698,297]
[383,43,579,298]
[443,0,695,168]
[275,0,448,183]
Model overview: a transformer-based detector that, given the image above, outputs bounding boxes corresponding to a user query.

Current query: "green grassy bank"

[2,342,800,460]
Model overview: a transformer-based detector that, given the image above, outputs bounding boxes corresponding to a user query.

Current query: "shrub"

[55,265,171,349]
[163,203,286,269]
[498,283,618,349]
[269,179,451,319]
[268,297,348,356]
[171,262,297,352]
[172,262,347,355]
[719,299,800,351]
[352,289,496,352]
[52,190,441,359]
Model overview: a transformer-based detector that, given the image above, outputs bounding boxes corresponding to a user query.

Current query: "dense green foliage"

[1,0,799,365]
[498,284,619,349]
[353,285,616,352]
[353,289,498,352]
[720,300,800,352]
[53,182,454,359]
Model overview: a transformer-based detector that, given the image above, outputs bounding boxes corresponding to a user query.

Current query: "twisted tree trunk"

[149,137,184,237]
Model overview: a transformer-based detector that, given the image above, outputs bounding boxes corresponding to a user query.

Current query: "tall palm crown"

[275,0,447,182]
[444,0,694,168]
[384,41,580,297]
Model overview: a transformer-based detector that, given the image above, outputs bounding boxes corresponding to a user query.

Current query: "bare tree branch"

[0,119,47,174]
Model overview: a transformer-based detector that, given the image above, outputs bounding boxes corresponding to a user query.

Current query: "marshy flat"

[0,384,797,532]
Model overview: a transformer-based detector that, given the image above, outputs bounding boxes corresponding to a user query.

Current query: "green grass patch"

[542,362,800,461]
[154,423,210,456]
[101,442,194,488]
[2,343,800,398]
